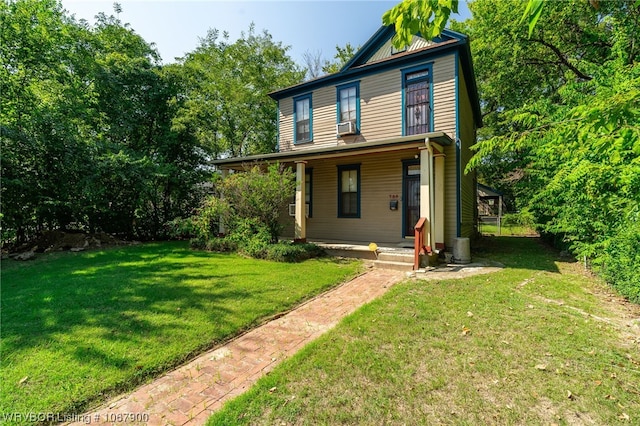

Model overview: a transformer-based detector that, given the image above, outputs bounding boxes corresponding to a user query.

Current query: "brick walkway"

[70,269,403,426]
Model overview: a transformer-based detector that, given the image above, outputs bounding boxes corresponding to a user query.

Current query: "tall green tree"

[1,0,206,242]
[175,25,304,158]
[383,0,459,48]
[1,0,96,241]
[450,0,616,208]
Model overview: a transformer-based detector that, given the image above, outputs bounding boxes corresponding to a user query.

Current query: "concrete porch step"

[316,241,415,270]
[323,247,377,260]
[377,252,414,264]
[370,259,415,272]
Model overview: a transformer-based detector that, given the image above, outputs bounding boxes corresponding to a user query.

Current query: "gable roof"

[269,26,482,128]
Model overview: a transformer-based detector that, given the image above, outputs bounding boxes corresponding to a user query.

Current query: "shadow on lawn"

[1,242,273,360]
[474,236,562,273]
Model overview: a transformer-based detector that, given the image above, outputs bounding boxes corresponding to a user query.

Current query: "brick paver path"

[70,269,403,426]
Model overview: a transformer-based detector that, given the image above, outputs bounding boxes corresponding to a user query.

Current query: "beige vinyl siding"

[277,87,338,152]
[358,71,402,140]
[432,54,456,137]
[308,85,337,150]
[275,52,461,248]
[366,35,434,64]
[458,62,477,240]
[278,99,294,152]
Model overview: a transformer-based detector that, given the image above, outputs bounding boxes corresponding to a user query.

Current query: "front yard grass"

[208,237,640,425]
[479,222,536,236]
[0,241,360,420]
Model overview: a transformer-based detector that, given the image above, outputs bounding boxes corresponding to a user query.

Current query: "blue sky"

[61,1,472,65]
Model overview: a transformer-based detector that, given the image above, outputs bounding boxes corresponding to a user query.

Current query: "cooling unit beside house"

[336,121,356,136]
[288,203,310,217]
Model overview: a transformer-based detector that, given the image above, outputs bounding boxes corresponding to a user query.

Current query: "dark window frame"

[401,64,433,136]
[337,164,361,218]
[336,81,360,133]
[293,93,313,144]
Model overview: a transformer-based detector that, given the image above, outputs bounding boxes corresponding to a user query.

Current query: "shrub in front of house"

[193,219,324,262]
[264,242,325,262]
[188,165,324,262]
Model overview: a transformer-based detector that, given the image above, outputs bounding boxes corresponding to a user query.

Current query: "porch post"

[294,161,307,243]
[218,168,229,236]
[434,153,446,250]
[419,146,432,249]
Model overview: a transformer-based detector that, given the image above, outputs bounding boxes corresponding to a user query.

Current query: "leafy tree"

[88,11,206,238]
[383,0,459,48]
[217,164,295,243]
[321,43,359,74]
[175,25,305,159]
[1,0,96,242]
[449,0,616,208]
[383,0,640,299]
[1,0,206,243]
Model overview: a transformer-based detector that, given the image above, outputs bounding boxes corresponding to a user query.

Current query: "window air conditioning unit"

[288,203,310,217]
[336,121,356,136]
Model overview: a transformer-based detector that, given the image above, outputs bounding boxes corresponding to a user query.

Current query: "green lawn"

[478,222,536,236]
[208,237,640,425]
[0,241,360,420]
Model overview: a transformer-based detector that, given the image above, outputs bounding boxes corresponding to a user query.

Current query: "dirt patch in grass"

[415,258,505,281]
[515,260,640,352]
[583,280,640,350]
[4,230,133,261]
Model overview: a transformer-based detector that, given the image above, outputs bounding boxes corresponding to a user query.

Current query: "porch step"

[370,259,414,272]
[320,244,415,270]
[377,252,414,264]
[323,247,377,260]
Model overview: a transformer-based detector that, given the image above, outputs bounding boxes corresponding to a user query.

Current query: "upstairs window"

[294,94,312,144]
[403,67,431,136]
[337,82,360,130]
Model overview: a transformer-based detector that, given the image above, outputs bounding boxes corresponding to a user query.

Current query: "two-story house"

[213,26,482,254]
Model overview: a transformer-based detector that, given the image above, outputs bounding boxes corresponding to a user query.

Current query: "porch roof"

[211,132,453,168]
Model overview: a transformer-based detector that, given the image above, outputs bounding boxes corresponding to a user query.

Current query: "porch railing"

[413,217,431,270]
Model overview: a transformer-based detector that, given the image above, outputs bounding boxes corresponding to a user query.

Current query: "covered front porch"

[213,132,454,270]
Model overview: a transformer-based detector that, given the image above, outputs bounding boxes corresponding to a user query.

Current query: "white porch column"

[434,153,446,250]
[218,168,229,235]
[294,161,307,242]
[419,146,432,249]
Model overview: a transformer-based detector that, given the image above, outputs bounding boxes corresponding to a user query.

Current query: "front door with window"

[403,162,420,237]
